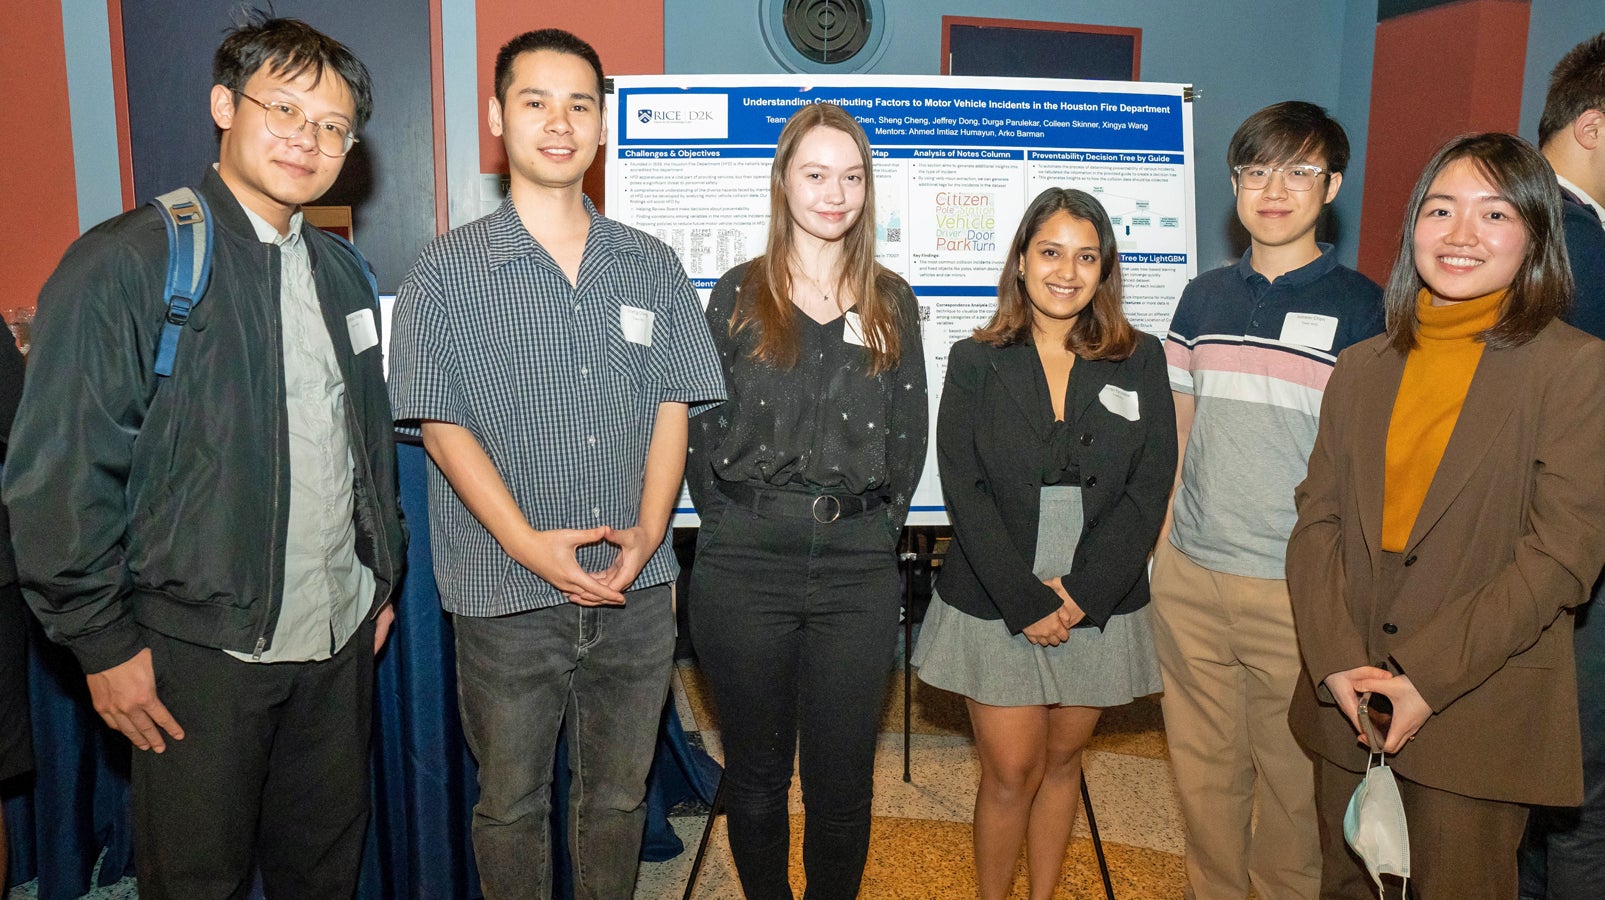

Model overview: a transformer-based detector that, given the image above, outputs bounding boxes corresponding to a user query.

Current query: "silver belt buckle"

[811,494,842,524]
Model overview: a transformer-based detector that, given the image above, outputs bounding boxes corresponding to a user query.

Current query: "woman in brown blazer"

[1287,132,1605,899]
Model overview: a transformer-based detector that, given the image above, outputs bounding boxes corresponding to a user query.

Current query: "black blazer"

[935,334,1176,633]
[1561,187,1605,341]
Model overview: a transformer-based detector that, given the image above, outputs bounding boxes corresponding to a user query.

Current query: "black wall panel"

[122,0,436,290]
[948,24,1137,81]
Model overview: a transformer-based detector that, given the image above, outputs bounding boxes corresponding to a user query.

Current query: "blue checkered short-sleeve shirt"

[389,196,726,616]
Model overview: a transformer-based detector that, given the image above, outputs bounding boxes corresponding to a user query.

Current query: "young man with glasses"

[3,17,404,899]
[1150,101,1383,900]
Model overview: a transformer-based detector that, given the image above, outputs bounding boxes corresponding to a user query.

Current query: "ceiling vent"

[760,0,888,73]
[784,0,871,64]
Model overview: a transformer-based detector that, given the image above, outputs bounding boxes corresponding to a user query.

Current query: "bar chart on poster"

[606,75,1197,524]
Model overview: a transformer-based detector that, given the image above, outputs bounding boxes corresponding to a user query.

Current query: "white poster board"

[605,74,1197,525]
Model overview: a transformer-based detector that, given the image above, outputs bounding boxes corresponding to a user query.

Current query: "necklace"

[795,266,835,306]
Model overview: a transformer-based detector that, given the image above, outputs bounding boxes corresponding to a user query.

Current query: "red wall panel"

[1358,0,1531,282]
[0,0,83,316]
[475,0,665,209]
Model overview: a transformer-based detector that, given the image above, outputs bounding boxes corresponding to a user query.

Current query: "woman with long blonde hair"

[686,102,927,898]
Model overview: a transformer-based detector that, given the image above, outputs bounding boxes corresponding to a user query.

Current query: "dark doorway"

[942,17,1140,81]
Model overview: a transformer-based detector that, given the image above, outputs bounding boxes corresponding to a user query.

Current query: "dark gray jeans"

[454,584,674,900]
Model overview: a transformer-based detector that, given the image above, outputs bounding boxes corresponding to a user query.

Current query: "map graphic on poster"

[606,75,1197,524]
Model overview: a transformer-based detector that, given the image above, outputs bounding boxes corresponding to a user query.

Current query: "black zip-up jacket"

[3,169,406,673]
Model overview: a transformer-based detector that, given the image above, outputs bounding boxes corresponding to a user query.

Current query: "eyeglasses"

[1232,164,1327,191]
[235,92,359,158]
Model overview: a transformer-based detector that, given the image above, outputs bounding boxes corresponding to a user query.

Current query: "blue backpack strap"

[150,188,213,378]
[322,230,380,308]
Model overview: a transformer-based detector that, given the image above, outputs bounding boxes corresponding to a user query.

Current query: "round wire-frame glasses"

[236,91,359,158]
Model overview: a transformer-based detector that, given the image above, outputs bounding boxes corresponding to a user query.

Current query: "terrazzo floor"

[9,654,1188,899]
[633,654,1188,899]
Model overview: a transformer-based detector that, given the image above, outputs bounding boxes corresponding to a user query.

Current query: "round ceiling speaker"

[783,0,871,64]
[760,0,888,73]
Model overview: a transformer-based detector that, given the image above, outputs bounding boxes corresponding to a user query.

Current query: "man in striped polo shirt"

[1150,101,1384,900]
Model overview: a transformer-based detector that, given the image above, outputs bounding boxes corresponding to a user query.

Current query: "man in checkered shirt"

[388,29,724,900]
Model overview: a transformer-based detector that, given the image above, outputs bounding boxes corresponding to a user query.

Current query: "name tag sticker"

[843,311,868,347]
[345,308,379,355]
[620,306,655,347]
[1280,313,1339,351]
[1098,384,1140,421]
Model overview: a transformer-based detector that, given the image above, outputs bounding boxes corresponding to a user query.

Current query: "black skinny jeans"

[688,492,901,900]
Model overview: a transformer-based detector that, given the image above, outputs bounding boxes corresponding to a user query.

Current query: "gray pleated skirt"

[913,486,1164,708]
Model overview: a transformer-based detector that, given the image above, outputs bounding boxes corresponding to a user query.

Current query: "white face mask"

[1343,751,1410,896]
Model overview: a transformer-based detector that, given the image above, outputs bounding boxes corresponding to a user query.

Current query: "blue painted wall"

[1334,0,1381,261]
[59,0,125,231]
[665,0,1378,274]
[1519,0,1605,146]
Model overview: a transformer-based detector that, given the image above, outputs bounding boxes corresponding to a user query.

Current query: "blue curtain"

[357,441,483,898]
[2,621,135,900]
[4,441,719,900]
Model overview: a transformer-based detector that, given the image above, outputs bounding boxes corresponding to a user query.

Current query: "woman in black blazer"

[913,188,1176,900]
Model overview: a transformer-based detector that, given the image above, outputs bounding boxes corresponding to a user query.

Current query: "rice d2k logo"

[624,93,729,140]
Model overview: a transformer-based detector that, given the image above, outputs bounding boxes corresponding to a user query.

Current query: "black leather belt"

[716,481,886,524]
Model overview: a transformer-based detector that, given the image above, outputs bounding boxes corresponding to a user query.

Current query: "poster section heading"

[622,148,1186,164]
[620,86,1183,154]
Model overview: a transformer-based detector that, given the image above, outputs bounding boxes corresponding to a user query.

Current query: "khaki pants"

[1150,541,1321,900]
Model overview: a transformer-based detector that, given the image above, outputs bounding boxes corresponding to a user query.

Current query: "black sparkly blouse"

[686,260,929,528]
[1029,352,1082,486]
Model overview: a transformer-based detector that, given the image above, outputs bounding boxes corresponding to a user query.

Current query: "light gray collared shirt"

[227,204,374,662]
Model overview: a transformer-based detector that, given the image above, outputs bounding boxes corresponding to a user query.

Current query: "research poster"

[605,75,1197,524]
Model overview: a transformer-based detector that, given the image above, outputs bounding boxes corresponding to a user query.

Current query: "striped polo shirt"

[1165,245,1384,579]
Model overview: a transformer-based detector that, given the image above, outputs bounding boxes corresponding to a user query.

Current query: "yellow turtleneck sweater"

[1381,288,1505,552]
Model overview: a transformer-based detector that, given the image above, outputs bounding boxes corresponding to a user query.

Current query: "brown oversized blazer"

[1286,319,1605,806]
